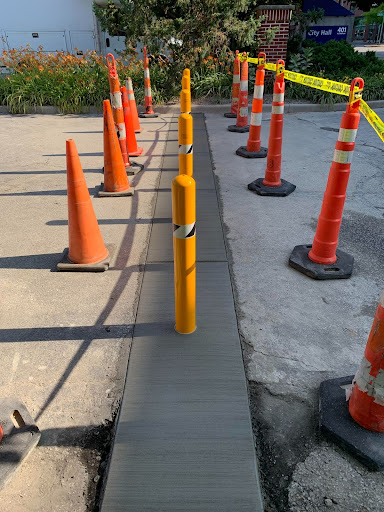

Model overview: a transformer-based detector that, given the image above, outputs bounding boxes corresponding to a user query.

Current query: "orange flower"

[38,65,44,71]
[26,76,31,80]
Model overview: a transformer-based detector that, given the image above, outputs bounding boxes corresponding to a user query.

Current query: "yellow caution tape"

[238,53,384,143]
[359,99,384,143]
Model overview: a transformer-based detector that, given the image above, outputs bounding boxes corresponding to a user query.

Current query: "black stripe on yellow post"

[172,174,196,334]
[179,113,193,176]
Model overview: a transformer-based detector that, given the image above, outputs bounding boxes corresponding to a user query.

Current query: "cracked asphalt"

[206,108,384,511]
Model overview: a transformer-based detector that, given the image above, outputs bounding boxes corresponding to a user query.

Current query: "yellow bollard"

[182,75,190,91]
[181,89,191,114]
[183,68,190,78]
[179,112,193,176]
[172,174,196,334]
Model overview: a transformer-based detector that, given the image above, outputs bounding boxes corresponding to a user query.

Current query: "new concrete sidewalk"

[101,114,263,512]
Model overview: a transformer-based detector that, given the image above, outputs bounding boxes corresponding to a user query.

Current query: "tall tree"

[93,0,275,69]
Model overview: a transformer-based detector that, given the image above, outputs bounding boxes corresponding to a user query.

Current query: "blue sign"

[306,25,348,43]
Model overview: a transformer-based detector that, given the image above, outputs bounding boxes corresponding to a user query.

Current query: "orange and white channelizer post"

[248,59,295,197]
[121,85,143,158]
[228,53,249,133]
[224,50,240,118]
[349,290,384,432]
[106,53,130,168]
[125,77,141,132]
[139,46,158,118]
[289,78,364,280]
[236,52,267,158]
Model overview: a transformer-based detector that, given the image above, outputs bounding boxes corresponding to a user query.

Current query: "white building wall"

[0,0,126,55]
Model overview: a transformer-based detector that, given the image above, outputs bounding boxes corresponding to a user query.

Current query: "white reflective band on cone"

[173,223,196,239]
[239,107,248,118]
[251,112,262,126]
[254,85,264,99]
[338,128,358,143]
[178,144,193,155]
[333,149,353,164]
[273,93,284,103]
[128,93,135,100]
[271,105,284,115]
[145,88,151,97]
[351,356,384,406]
[117,123,126,139]
[232,97,239,104]
[110,92,122,109]
[233,75,240,84]
[144,69,150,78]
[240,80,248,92]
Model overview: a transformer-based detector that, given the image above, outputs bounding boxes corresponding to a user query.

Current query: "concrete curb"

[1,100,383,116]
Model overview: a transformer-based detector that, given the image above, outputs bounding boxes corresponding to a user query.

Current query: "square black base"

[127,161,144,175]
[320,376,384,471]
[98,183,135,197]
[0,398,41,491]
[248,177,296,197]
[289,244,354,280]
[236,146,267,159]
[224,112,237,118]
[56,244,116,272]
[228,124,249,133]
[139,113,158,118]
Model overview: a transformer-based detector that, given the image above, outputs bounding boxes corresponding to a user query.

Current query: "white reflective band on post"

[117,123,126,139]
[239,107,248,118]
[233,75,240,84]
[178,144,193,155]
[173,223,196,239]
[254,85,264,100]
[352,356,384,406]
[232,97,239,104]
[144,69,150,78]
[273,93,284,103]
[240,80,248,92]
[333,149,353,164]
[128,93,135,100]
[145,87,151,97]
[110,92,122,109]
[338,128,358,143]
[271,105,284,115]
[251,112,262,126]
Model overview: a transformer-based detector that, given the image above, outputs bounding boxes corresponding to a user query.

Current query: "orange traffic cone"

[289,78,364,279]
[126,77,141,133]
[319,287,384,470]
[99,100,135,197]
[57,139,113,271]
[121,85,143,157]
[248,59,295,197]
[228,54,249,133]
[237,52,267,158]
[139,46,158,118]
[224,50,240,118]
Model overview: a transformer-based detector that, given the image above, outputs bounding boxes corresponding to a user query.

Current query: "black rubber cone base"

[139,113,158,118]
[320,376,384,471]
[224,112,237,118]
[248,178,296,197]
[228,124,249,133]
[57,244,116,272]
[236,146,267,159]
[289,244,354,280]
[98,183,135,198]
[126,161,144,175]
[0,398,41,491]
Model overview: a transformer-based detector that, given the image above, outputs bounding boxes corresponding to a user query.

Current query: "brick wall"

[257,5,294,64]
